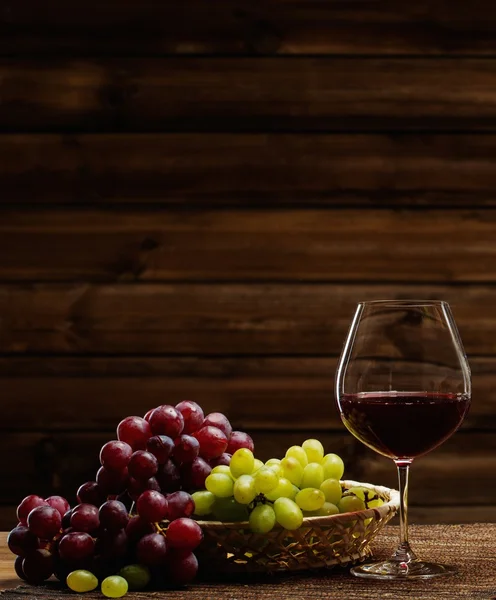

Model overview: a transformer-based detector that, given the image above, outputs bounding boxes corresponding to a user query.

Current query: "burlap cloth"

[1,524,495,600]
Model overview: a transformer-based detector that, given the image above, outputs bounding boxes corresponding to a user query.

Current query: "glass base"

[351,559,457,580]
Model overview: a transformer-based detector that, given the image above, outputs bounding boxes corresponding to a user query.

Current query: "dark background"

[1,1,496,528]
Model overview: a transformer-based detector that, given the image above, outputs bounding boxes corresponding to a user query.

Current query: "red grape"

[127,476,161,501]
[202,412,232,439]
[77,481,105,506]
[62,509,73,529]
[27,506,62,539]
[209,453,232,467]
[126,516,155,543]
[97,528,128,558]
[17,495,48,525]
[71,503,100,533]
[156,459,181,493]
[58,531,95,561]
[96,466,129,495]
[166,491,194,521]
[181,456,211,490]
[173,434,200,464]
[45,496,70,518]
[136,533,167,567]
[226,431,254,454]
[117,416,152,451]
[22,549,54,584]
[147,435,174,464]
[193,426,228,459]
[7,526,39,557]
[144,408,155,422]
[99,500,129,532]
[14,556,27,581]
[100,440,133,471]
[149,405,184,438]
[166,518,203,551]
[166,550,198,585]
[137,490,168,523]
[128,450,158,480]
[175,401,204,434]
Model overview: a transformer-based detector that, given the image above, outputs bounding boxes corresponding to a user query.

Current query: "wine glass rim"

[358,299,449,308]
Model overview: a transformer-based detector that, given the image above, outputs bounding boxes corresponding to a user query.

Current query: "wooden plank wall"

[1,0,496,528]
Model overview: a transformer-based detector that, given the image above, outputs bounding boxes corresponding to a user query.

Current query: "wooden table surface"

[0,525,495,599]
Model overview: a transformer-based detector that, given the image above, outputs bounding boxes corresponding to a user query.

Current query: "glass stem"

[393,460,417,563]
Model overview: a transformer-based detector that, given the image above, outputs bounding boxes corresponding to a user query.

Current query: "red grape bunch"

[7,401,255,595]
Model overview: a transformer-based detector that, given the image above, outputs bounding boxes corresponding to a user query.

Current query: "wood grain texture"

[3,59,496,132]
[3,134,496,206]
[3,1,496,56]
[0,356,493,431]
[1,208,496,282]
[1,283,496,355]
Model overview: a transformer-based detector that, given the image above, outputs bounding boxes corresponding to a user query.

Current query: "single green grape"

[302,439,324,463]
[265,458,281,468]
[280,457,304,486]
[254,467,279,494]
[212,497,249,522]
[211,465,234,477]
[252,458,264,473]
[322,453,344,480]
[338,494,366,514]
[118,565,151,591]
[230,448,255,479]
[301,462,324,488]
[368,498,385,509]
[192,490,216,516]
[265,461,283,478]
[66,570,98,593]
[249,503,277,533]
[101,575,128,598]
[205,473,234,498]
[233,474,257,505]
[295,488,326,511]
[315,501,339,516]
[285,446,308,467]
[273,497,303,530]
[264,477,295,501]
[320,478,342,505]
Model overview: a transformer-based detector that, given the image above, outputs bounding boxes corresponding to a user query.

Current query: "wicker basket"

[196,480,400,573]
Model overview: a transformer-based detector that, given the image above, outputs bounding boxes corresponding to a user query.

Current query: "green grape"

[273,497,303,530]
[338,494,366,514]
[320,478,342,505]
[301,462,324,488]
[295,488,326,511]
[118,565,151,591]
[249,504,276,533]
[212,497,249,522]
[230,448,255,479]
[322,453,344,480]
[101,575,128,598]
[205,473,234,498]
[264,477,295,501]
[368,498,385,509]
[347,486,381,507]
[67,570,98,593]
[315,502,339,516]
[254,467,279,494]
[280,457,304,486]
[233,474,257,505]
[302,439,324,463]
[265,460,283,478]
[192,490,216,516]
[265,458,281,468]
[212,465,234,477]
[285,445,309,467]
[252,458,264,473]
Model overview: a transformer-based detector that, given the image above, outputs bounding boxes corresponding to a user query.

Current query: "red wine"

[339,392,470,460]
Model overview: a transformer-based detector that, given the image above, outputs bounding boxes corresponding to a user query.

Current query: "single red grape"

[99,500,129,532]
[144,408,155,422]
[7,526,39,557]
[202,412,232,439]
[128,450,158,480]
[17,495,48,525]
[77,481,105,506]
[22,549,54,584]
[175,401,204,434]
[173,435,200,464]
[44,496,70,518]
[166,550,198,585]
[156,459,181,493]
[209,453,232,467]
[136,533,167,566]
[96,466,128,495]
[100,440,133,471]
[70,503,100,533]
[149,405,184,438]
[147,435,174,464]
[193,426,228,459]
[166,518,203,551]
[27,506,62,539]
[126,516,155,543]
[166,491,194,521]
[226,431,255,454]
[181,457,211,490]
[58,531,95,561]
[117,416,152,451]
[14,555,27,581]
[137,490,168,523]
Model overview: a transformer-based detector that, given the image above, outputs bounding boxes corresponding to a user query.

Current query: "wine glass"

[335,300,471,579]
